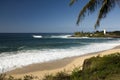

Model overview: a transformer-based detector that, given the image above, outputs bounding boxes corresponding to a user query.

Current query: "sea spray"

[0,38,120,73]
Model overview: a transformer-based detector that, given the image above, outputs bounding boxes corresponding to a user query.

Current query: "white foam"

[51,35,71,38]
[33,35,42,38]
[66,36,89,39]
[0,39,120,73]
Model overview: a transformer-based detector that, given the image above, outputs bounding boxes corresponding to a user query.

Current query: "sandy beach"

[7,46,120,79]
[0,0,120,79]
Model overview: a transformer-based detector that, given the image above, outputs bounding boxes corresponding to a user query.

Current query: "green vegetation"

[43,53,120,80]
[78,53,120,80]
[106,31,120,38]
[43,71,70,80]
[73,31,120,38]
[0,74,38,80]
[1,53,120,80]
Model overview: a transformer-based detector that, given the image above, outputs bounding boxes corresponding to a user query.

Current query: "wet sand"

[7,46,120,79]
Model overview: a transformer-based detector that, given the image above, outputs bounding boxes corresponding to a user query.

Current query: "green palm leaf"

[71,0,120,29]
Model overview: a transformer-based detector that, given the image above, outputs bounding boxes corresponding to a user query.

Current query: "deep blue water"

[0,33,120,73]
[0,33,118,53]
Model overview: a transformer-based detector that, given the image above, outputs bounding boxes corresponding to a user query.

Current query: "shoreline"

[6,45,120,79]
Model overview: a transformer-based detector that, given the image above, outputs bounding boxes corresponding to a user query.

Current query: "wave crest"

[51,35,71,38]
[33,35,42,38]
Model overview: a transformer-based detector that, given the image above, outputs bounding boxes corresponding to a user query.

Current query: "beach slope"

[7,46,120,79]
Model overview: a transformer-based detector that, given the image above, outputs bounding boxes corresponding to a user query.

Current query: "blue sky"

[0,0,120,33]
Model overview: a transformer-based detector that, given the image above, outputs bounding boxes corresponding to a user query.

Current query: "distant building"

[90,34,93,36]
[103,29,106,35]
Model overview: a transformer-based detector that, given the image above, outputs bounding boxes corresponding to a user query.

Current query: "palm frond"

[71,0,120,28]
[115,0,120,7]
[94,0,116,28]
[69,0,77,6]
[77,0,101,25]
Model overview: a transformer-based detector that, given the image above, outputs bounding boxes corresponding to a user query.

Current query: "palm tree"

[70,0,120,28]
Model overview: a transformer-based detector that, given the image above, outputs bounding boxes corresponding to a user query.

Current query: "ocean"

[0,33,120,73]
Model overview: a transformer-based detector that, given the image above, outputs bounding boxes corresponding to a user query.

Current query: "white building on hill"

[103,29,106,35]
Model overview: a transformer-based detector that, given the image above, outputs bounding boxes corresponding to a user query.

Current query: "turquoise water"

[0,33,120,73]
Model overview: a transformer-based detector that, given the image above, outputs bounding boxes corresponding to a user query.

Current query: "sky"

[0,0,120,33]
